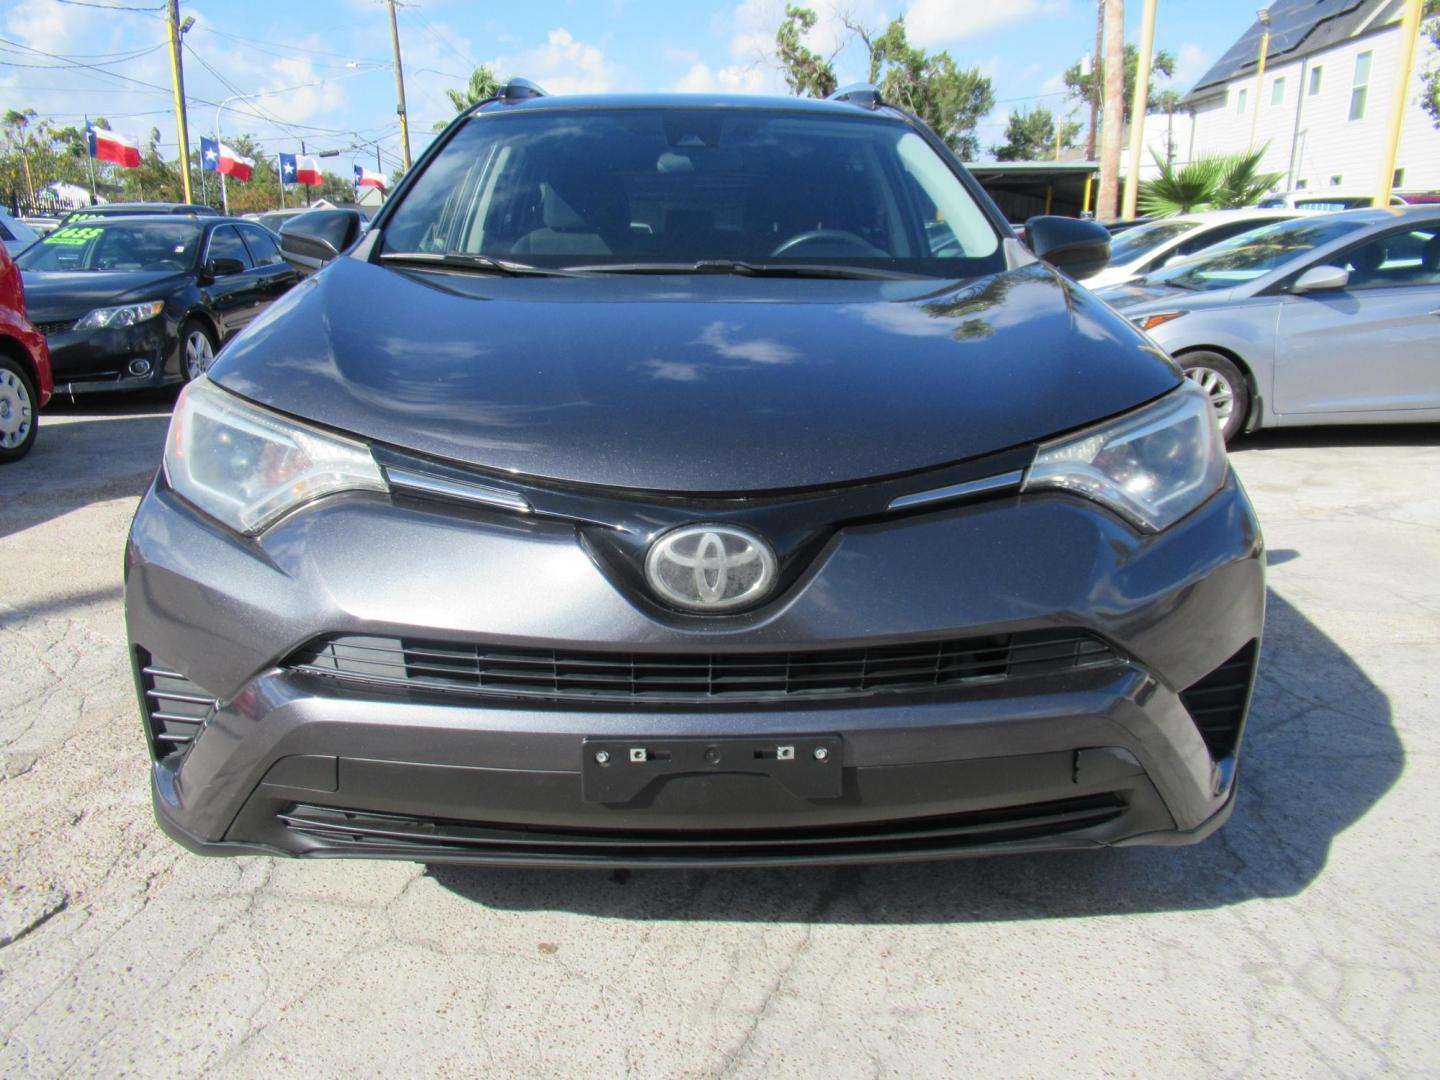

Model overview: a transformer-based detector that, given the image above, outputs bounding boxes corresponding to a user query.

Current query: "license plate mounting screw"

[813,747,829,762]
[594,750,610,765]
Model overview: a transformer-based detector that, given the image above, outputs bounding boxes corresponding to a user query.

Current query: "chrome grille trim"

[383,466,532,513]
[886,469,1025,512]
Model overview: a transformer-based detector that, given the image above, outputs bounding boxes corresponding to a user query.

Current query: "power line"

[188,23,389,65]
[51,0,165,11]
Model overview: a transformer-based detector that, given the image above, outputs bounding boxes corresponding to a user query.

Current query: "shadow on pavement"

[1232,423,1440,452]
[429,588,1403,922]
[0,395,171,540]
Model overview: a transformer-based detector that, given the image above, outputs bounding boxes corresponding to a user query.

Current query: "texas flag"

[354,164,387,191]
[87,125,140,168]
[216,142,254,182]
[279,153,323,186]
[200,136,221,172]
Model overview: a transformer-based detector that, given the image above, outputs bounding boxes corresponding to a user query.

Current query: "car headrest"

[1351,241,1387,273]
[1421,235,1440,272]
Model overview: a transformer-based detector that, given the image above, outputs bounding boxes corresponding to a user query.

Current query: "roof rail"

[498,78,548,102]
[827,83,883,109]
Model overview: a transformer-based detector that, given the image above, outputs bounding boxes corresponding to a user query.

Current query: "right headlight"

[163,377,386,535]
[1022,381,1227,533]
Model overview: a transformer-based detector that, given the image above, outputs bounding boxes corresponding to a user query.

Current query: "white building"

[1129,0,1439,193]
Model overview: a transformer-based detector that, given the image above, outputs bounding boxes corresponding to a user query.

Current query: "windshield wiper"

[570,259,925,281]
[379,251,581,277]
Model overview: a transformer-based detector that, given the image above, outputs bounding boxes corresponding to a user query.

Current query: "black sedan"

[17,215,298,394]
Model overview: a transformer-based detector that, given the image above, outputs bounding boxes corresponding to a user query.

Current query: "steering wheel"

[769,228,888,258]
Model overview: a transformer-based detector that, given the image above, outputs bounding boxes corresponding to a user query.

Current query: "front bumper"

[42,318,176,394]
[125,470,1265,866]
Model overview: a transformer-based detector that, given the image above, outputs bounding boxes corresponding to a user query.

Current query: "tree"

[858,17,995,158]
[775,6,837,98]
[3,109,40,200]
[1421,0,1440,129]
[1065,44,1176,125]
[1152,88,1183,165]
[992,106,1080,161]
[1138,147,1285,216]
[435,64,501,129]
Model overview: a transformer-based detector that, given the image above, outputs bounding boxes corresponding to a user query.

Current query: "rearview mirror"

[1291,265,1350,293]
[278,209,365,272]
[1024,215,1112,279]
[202,256,246,280]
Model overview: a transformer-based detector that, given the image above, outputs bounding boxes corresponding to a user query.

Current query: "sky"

[0,0,1268,176]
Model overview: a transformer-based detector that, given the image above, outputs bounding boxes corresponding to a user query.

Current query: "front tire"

[179,319,217,382]
[1180,351,1249,443]
[0,355,38,464]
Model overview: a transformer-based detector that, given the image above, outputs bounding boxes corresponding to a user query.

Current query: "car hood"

[1097,280,1244,314]
[210,257,1182,493]
[20,270,188,321]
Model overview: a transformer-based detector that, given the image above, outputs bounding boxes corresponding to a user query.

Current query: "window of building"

[1236,87,1249,114]
[1271,77,1286,105]
[1393,168,1406,188]
[1308,66,1323,95]
[1296,179,1309,190]
[1330,175,1344,187]
[1349,51,1372,121]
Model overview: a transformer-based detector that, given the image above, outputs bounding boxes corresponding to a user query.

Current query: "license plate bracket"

[581,735,843,803]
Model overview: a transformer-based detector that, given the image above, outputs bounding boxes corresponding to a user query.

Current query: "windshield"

[1144,217,1369,291]
[381,108,1004,277]
[1106,219,1198,265]
[17,220,202,273]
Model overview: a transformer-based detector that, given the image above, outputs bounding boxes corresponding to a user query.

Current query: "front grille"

[136,650,215,759]
[288,629,1122,705]
[34,320,74,336]
[278,793,1129,861]
[1180,640,1258,760]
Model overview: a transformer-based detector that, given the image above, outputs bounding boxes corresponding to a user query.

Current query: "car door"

[236,224,300,310]
[201,224,261,339]
[1272,224,1440,417]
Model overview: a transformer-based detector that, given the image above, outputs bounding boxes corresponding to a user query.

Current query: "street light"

[213,94,251,215]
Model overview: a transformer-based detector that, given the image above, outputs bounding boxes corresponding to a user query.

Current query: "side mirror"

[278,209,364,271]
[202,256,246,280]
[1291,265,1350,293]
[1024,215,1112,279]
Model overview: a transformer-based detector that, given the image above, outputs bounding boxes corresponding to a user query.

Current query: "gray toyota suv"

[125,83,1264,867]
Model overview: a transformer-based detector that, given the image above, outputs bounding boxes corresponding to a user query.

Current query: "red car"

[0,241,51,462]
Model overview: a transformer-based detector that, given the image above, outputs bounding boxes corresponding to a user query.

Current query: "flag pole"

[275,154,285,209]
[84,116,98,204]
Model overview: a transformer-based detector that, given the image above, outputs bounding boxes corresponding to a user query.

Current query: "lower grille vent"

[34,320,74,337]
[288,629,1121,705]
[1180,640,1258,760]
[279,793,1128,861]
[136,650,215,759]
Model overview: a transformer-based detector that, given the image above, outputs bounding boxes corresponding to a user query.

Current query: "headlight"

[1022,381,1227,532]
[163,378,386,535]
[73,300,164,330]
[1130,310,1186,332]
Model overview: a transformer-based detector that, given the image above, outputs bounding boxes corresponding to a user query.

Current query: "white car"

[1081,208,1304,289]
[0,210,40,256]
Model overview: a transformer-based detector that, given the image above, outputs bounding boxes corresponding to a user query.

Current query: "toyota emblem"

[644,525,778,612]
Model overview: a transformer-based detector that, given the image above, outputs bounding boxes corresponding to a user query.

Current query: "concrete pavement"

[1,401,1437,1077]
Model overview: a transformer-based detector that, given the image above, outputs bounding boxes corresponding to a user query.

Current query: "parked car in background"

[128,87,1264,867]
[56,202,219,228]
[20,216,62,237]
[1099,206,1440,441]
[245,207,311,234]
[0,242,52,462]
[1256,191,1405,211]
[17,215,299,394]
[1081,208,1304,289]
[0,210,41,256]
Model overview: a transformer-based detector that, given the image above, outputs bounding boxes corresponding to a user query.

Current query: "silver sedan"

[1098,206,1440,441]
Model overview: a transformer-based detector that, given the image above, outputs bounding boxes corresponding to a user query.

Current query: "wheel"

[1180,351,1249,444]
[179,319,217,382]
[769,229,888,258]
[0,354,38,463]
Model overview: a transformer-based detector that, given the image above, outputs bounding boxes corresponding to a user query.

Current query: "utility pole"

[1247,8,1272,152]
[166,1,194,203]
[1122,0,1157,220]
[386,0,412,171]
[1375,0,1423,206]
[1097,0,1125,220]
[1087,0,1104,161]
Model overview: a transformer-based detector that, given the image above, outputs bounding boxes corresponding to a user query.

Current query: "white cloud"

[904,0,1068,47]
[495,28,622,95]
[1169,43,1213,93]
[670,62,771,94]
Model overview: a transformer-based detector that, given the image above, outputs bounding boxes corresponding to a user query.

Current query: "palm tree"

[1139,147,1285,216]
[434,65,501,129]
[3,108,39,201]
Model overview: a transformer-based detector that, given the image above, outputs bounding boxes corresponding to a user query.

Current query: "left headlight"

[1022,381,1227,533]
[73,299,164,331]
[163,377,386,535]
